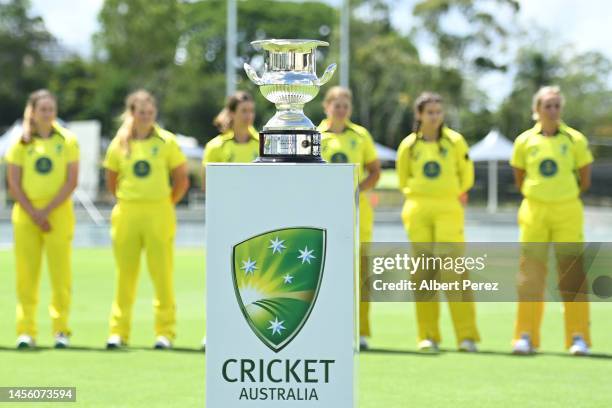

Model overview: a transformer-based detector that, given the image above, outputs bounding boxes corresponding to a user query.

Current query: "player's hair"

[21,89,57,144]
[413,92,443,136]
[323,86,352,107]
[214,91,254,133]
[532,85,565,121]
[115,89,157,155]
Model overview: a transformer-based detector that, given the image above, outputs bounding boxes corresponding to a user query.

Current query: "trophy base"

[256,129,326,163]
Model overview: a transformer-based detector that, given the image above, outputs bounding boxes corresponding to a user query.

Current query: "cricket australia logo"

[232,227,326,352]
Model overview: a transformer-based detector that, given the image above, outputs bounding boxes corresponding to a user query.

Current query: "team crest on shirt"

[539,159,558,177]
[232,227,326,352]
[330,152,348,163]
[423,161,441,178]
[133,160,151,177]
[35,157,53,174]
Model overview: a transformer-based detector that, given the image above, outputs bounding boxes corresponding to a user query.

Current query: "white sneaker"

[569,335,589,356]
[106,334,125,350]
[154,336,172,350]
[16,334,35,349]
[458,339,478,353]
[201,336,206,351]
[359,336,369,351]
[54,333,70,349]
[418,338,439,353]
[512,333,535,355]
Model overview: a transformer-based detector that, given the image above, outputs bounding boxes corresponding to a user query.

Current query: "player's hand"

[459,192,468,206]
[30,209,51,232]
[39,219,52,232]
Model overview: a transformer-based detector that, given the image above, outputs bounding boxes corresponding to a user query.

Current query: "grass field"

[1,248,611,407]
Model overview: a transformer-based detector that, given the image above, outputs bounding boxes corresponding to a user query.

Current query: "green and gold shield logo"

[232,227,326,352]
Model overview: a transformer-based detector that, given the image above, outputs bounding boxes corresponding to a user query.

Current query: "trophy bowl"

[244,39,336,162]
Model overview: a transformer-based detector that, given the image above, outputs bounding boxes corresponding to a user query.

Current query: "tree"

[412,0,520,71]
[497,44,612,141]
[0,0,55,128]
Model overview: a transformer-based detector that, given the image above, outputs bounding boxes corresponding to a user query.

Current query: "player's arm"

[7,163,49,230]
[42,161,79,215]
[360,159,381,192]
[171,163,190,204]
[105,169,118,198]
[512,167,526,191]
[577,164,592,192]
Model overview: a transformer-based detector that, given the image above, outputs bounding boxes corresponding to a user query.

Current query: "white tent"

[375,142,397,163]
[469,129,514,213]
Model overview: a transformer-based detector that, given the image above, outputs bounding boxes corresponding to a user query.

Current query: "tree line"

[1,0,611,150]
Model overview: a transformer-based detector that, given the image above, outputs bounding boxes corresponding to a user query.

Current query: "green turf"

[0,249,611,407]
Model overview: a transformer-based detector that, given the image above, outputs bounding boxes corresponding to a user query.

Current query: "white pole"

[487,160,498,213]
[340,0,350,88]
[226,0,237,96]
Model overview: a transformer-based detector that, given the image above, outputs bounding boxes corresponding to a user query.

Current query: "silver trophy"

[244,39,336,162]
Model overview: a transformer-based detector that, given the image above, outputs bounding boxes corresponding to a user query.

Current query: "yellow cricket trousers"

[401,195,479,345]
[13,199,75,338]
[109,199,177,341]
[359,194,374,337]
[515,197,590,349]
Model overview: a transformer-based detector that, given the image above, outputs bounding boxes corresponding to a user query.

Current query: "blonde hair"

[532,85,565,121]
[115,89,157,155]
[213,91,254,133]
[323,86,352,107]
[21,89,57,144]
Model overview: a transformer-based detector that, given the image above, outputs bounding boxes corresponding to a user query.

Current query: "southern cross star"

[298,246,316,264]
[268,237,286,254]
[240,258,257,275]
[283,274,293,284]
[268,317,285,336]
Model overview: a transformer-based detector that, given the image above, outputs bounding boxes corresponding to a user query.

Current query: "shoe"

[16,334,35,349]
[54,333,70,349]
[201,336,206,351]
[359,336,369,351]
[569,335,589,356]
[418,339,439,353]
[106,335,125,350]
[458,339,478,353]
[154,336,172,350]
[512,333,535,355]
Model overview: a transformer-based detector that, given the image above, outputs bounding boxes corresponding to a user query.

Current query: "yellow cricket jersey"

[103,125,187,202]
[202,127,259,165]
[318,119,378,182]
[396,127,474,198]
[510,122,593,203]
[5,123,79,203]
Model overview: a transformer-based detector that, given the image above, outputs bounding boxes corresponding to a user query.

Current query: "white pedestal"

[206,163,358,407]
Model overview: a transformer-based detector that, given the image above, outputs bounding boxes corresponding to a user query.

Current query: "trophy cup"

[244,39,336,162]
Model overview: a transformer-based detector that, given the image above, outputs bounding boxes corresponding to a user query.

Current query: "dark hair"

[413,92,444,135]
[409,92,445,154]
[213,91,254,133]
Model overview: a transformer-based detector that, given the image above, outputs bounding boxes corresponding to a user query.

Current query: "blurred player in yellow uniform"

[5,90,79,349]
[318,86,381,351]
[396,92,479,352]
[103,90,189,350]
[202,91,258,189]
[510,86,593,356]
[200,91,258,349]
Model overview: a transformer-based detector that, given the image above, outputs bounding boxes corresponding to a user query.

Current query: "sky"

[30,0,612,103]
